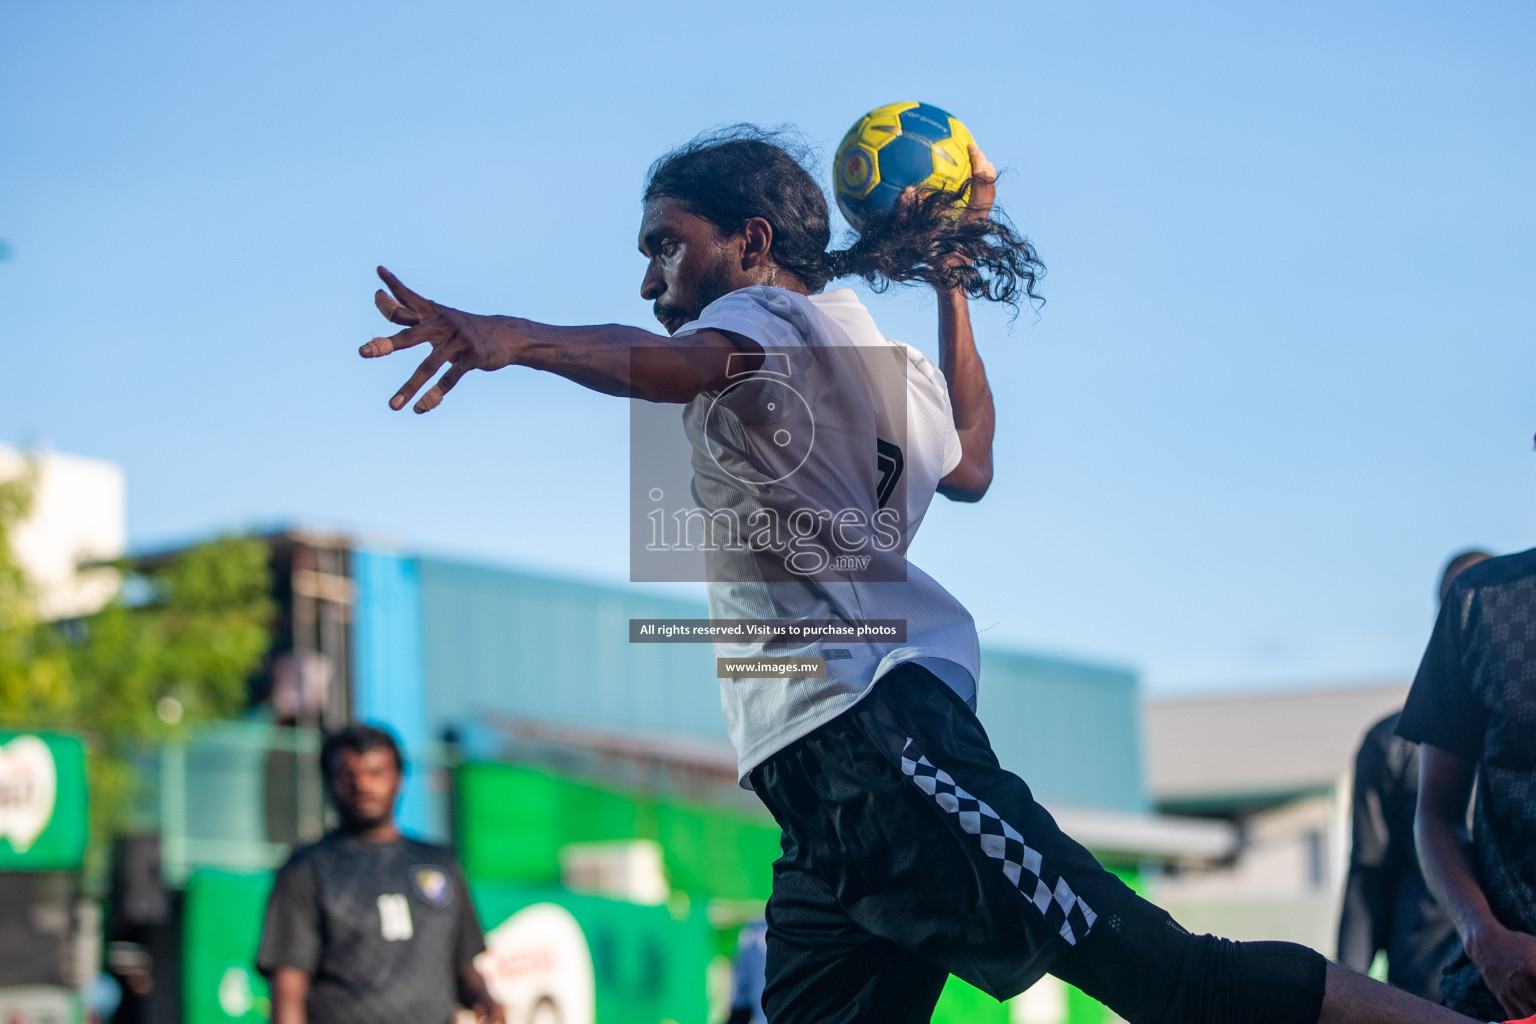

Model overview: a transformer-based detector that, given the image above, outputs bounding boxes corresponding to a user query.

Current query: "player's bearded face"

[639,198,741,335]
[659,255,735,331]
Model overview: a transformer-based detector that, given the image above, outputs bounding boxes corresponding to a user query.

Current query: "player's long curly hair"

[643,125,1044,310]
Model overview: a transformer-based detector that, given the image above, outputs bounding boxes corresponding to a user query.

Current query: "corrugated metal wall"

[416,557,723,742]
[400,556,1146,813]
[978,649,1146,813]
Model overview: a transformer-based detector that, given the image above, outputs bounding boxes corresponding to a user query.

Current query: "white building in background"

[1143,682,1411,952]
[0,445,125,619]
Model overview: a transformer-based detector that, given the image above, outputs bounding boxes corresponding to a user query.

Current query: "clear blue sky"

[4,0,1533,694]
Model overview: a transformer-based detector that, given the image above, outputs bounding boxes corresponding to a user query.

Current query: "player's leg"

[750,662,1141,1017]
[1052,896,1485,1023]
[822,665,1489,1024]
[1317,961,1492,1024]
[759,843,948,1024]
[1049,891,1329,1024]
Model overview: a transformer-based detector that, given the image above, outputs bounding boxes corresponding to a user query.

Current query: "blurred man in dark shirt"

[257,724,502,1024]
[1339,551,1490,1000]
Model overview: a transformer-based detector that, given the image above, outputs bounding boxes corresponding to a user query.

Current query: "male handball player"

[358,128,1510,1024]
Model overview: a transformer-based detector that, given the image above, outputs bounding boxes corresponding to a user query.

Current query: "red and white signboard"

[475,904,595,1024]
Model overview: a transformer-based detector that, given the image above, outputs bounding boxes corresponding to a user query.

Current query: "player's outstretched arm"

[936,143,997,503]
[360,267,745,409]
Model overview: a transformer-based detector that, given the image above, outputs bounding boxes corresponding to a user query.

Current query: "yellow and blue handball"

[833,101,976,232]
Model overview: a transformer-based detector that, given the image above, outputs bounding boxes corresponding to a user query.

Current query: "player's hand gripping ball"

[834,102,976,232]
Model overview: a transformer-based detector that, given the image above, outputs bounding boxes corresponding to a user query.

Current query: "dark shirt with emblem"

[1399,548,1536,1018]
[257,833,486,1024]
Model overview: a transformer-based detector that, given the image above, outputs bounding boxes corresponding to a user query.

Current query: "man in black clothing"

[1405,542,1536,1021]
[1339,551,1491,999]
[257,725,502,1024]
[1340,711,1461,999]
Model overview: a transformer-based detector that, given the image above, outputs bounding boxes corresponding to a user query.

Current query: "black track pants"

[750,663,1327,1024]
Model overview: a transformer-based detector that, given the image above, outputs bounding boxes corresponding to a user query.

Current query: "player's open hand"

[896,143,997,224]
[905,143,1000,279]
[360,267,520,413]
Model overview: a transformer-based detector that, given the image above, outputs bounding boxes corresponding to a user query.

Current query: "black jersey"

[257,832,485,1024]
[1399,547,1536,1018]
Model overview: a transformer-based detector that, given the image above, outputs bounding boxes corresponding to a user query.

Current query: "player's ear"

[739,216,774,272]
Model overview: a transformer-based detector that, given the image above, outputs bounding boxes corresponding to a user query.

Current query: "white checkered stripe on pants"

[899,737,1098,946]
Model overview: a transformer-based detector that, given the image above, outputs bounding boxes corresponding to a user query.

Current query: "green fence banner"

[0,731,88,870]
[182,869,275,1024]
[472,885,715,1024]
[454,761,780,902]
[181,870,721,1024]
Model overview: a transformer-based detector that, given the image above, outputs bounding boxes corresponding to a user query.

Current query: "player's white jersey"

[676,286,980,784]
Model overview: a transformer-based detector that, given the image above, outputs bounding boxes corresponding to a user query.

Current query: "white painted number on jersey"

[377,893,414,941]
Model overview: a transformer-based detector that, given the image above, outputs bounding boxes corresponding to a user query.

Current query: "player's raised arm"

[936,143,998,503]
[360,267,744,409]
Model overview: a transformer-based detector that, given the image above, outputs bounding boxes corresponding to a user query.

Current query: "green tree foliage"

[0,462,72,721]
[67,537,276,743]
[0,458,275,861]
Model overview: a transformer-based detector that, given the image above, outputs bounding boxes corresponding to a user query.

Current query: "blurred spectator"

[1339,711,1459,998]
[1337,549,1490,999]
[727,918,768,1024]
[256,724,502,1024]
[1403,540,1536,1021]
